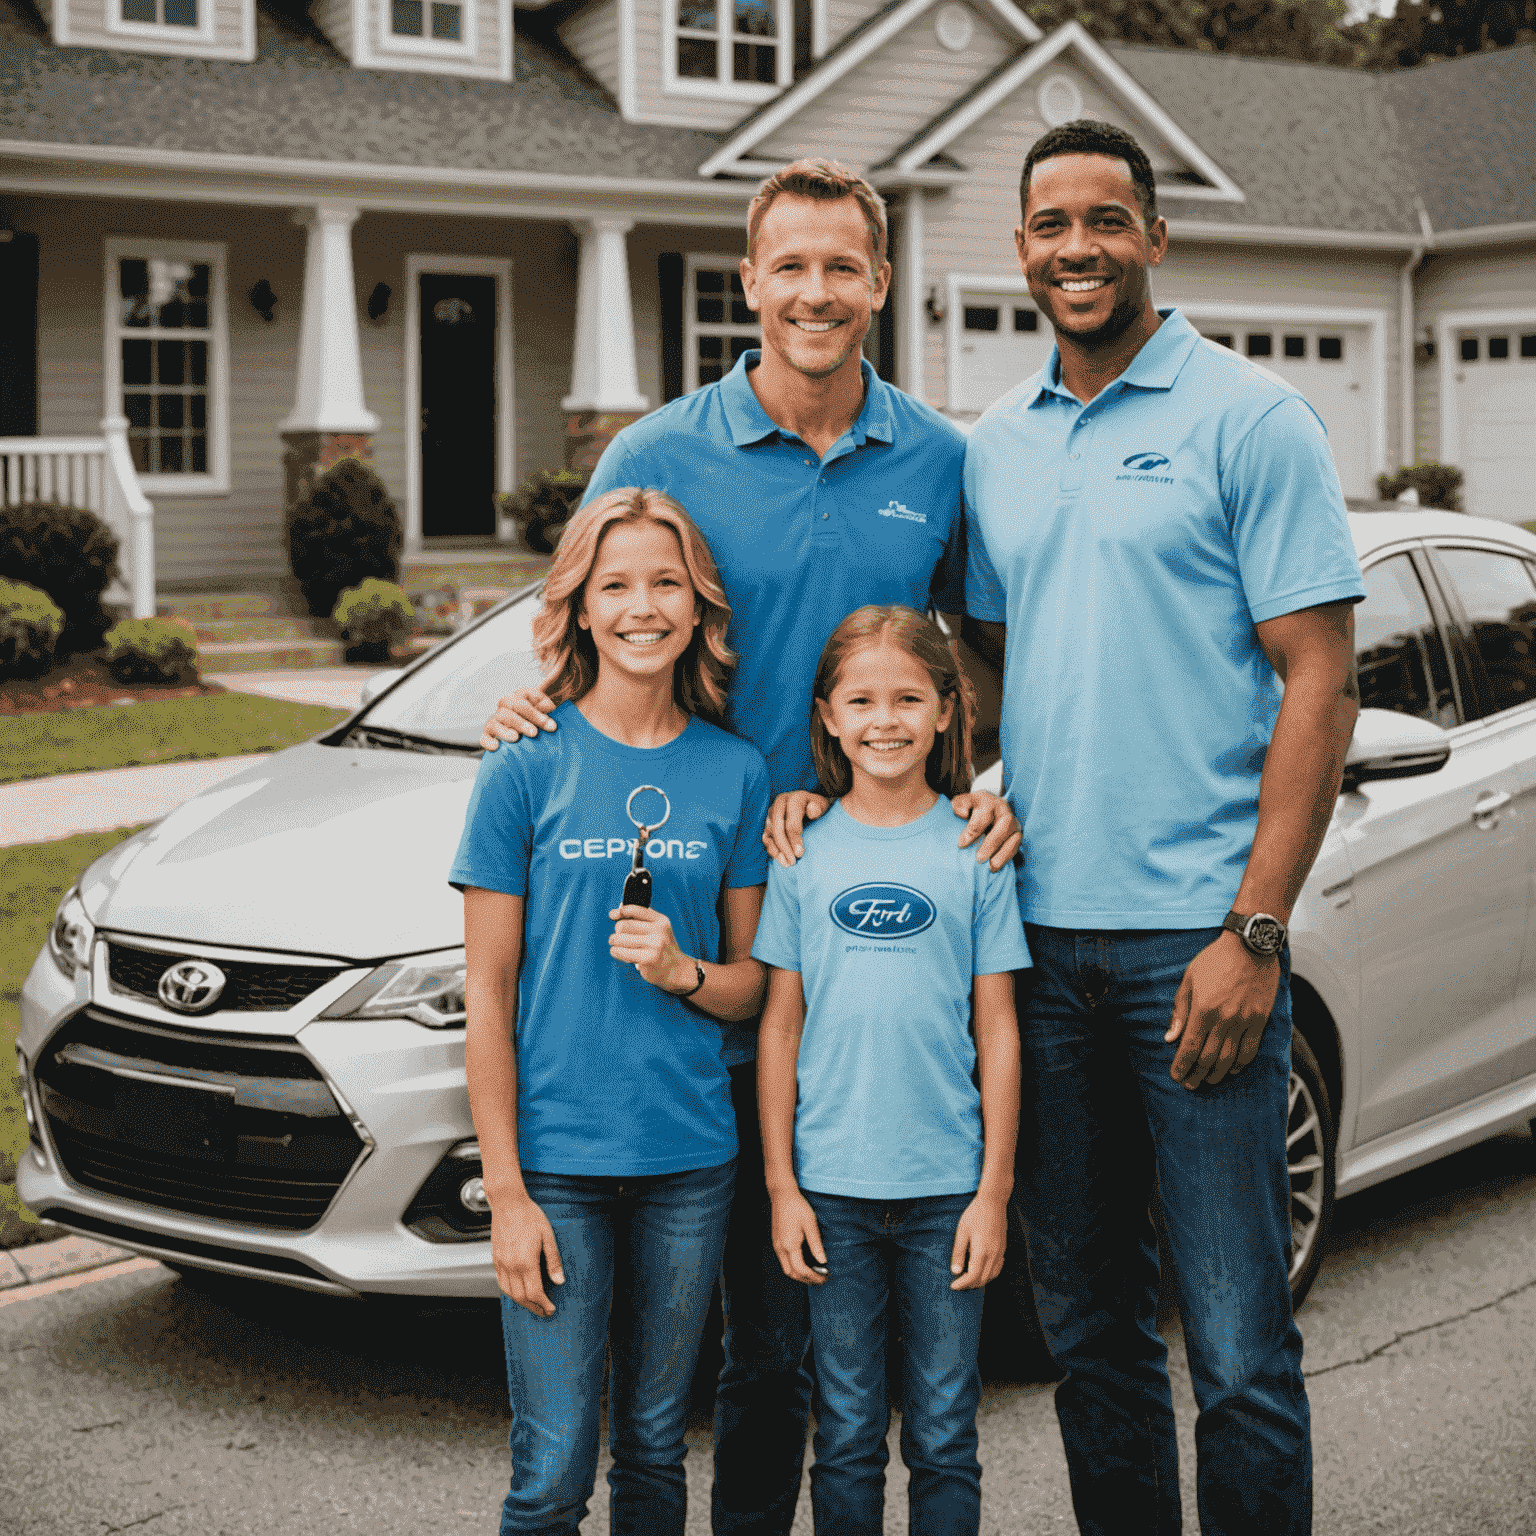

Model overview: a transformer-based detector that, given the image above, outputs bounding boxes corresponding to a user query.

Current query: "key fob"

[801,1239,828,1277]
[622,867,652,908]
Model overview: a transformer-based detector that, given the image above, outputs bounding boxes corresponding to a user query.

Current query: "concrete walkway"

[205,666,377,710]
[0,1232,133,1293]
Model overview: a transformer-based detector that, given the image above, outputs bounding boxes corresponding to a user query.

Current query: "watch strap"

[673,960,706,999]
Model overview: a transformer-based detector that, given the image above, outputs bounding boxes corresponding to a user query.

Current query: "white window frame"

[103,237,231,497]
[403,254,516,555]
[684,254,760,394]
[663,0,791,103]
[377,0,477,61]
[104,0,217,46]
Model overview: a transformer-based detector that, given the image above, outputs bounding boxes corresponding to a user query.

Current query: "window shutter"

[659,252,684,404]
[0,231,39,436]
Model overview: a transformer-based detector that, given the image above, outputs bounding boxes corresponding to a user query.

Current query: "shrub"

[496,469,586,555]
[0,501,120,652]
[1376,462,1463,511]
[334,578,414,663]
[103,616,199,684]
[287,459,403,617]
[0,578,64,678]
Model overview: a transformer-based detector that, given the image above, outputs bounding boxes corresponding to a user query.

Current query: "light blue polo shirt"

[584,353,968,800]
[965,308,1365,929]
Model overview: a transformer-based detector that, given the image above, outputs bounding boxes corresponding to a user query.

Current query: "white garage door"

[955,293,1054,412]
[1452,326,1536,524]
[1196,324,1373,498]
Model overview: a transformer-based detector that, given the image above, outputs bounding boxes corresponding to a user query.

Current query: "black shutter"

[0,231,39,436]
[659,252,684,404]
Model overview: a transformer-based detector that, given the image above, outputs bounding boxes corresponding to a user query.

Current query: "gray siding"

[312,0,355,58]
[559,0,622,100]
[824,0,886,51]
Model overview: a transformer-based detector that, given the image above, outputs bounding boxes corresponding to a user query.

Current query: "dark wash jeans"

[498,1160,735,1536]
[712,1061,815,1536]
[803,1190,985,1536]
[1017,926,1311,1536]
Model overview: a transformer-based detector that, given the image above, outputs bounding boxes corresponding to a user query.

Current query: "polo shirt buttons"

[822,512,829,520]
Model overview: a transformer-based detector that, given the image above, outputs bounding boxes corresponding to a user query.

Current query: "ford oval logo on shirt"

[829,883,936,938]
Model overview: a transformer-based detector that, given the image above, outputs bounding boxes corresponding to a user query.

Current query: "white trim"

[811,0,827,57]
[102,236,231,497]
[696,0,1041,178]
[375,0,477,61]
[403,254,516,555]
[893,21,1243,204]
[662,0,792,102]
[1434,305,1536,470]
[620,0,639,118]
[898,190,925,399]
[1167,219,1419,250]
[683,251,761,394]
[1431,220,1536,250]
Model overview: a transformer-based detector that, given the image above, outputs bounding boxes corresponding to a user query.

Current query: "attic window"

[121,0,196,23]
[675,0,785,88]
[393,0,462,40]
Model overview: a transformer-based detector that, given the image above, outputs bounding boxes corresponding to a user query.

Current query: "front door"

[419,272,497,538]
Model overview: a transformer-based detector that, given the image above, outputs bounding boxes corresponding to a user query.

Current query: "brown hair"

[747,158,888,274]
[809,606,976,799]
[532,487,735,724]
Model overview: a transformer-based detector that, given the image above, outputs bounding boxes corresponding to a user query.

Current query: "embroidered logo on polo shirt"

[876,500,926,523]
[1116,451,1175,485]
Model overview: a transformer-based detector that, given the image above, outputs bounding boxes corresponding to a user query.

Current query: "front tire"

[1287,1028,1336,1310]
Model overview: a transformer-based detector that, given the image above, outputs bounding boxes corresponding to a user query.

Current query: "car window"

[1432,547,1536,718]
[359,590,544,748]
[1355,554,1457,727]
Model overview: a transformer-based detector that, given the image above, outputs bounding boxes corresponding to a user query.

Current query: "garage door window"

[1356,554,1457,727]
[964,307,999,332]
[1433,548,1536,717]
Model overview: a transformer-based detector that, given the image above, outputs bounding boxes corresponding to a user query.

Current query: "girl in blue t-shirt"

[754,604,1027,1536]
[453,488,771,1536]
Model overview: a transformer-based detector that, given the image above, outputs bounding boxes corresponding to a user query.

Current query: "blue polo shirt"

[965,308,1365,929]
[584,353,968,799]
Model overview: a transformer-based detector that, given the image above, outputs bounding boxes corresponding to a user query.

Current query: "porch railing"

[0,416,156,619]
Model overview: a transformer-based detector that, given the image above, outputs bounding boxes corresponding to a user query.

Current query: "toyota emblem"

[157,959,227,1014]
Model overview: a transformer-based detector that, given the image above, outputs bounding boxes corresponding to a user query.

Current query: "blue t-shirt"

[751,797,1030,1200]
[584,352,969,800]
[449,702,771,1176]
[964,309,1366,929]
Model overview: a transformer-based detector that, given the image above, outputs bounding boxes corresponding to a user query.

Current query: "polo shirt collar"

[1030,307,1201,407]
[720,352,895,448]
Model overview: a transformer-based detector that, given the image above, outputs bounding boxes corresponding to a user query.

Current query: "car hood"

[81,742,480,961]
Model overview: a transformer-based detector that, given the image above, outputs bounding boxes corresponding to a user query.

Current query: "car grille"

[107,941,340,1012]
[36,1010,366,1231]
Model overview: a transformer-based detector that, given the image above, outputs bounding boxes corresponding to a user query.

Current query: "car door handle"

[1472,790,1512,828]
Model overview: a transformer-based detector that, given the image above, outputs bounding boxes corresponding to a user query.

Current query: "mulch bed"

[0,651,226,715]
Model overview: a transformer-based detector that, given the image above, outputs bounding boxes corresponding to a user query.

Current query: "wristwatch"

[1222,910,1287,958]
[671,960,707,999]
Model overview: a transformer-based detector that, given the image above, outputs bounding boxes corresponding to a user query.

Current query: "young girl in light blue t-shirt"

[753,604,1029,1536]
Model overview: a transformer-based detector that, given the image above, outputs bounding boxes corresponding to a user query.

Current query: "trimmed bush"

[496,469,586,555]
[334,577,414,663]
[1377,462,1463,511]
[0,501,120,652]
[103,617,200,684]
[287,459,403,618]
[0,578,65,679]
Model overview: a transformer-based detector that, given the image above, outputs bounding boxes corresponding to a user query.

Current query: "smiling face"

[1016,152,1167,351]
[577,518,700,688]
[741,192,891,383]
[816,637,955,793]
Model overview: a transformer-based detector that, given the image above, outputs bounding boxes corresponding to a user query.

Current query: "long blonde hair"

[532,487,735,723]
[809,606,976,798]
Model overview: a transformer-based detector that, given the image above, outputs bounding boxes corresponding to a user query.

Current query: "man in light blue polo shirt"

[479,159,1018,1536]
[963,122,1364,1535]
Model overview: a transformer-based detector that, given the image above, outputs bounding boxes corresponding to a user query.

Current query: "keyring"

[626,785,671,836]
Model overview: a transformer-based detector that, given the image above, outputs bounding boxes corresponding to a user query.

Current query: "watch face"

[1246,916,1285,955]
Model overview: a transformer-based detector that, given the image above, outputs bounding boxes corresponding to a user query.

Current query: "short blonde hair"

[747,158,888,273]
[532,488,735,724]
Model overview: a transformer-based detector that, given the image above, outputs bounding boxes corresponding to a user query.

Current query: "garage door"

[955,294,1054,412]
[1451,327,1536,524]
[1197,324,1373,497]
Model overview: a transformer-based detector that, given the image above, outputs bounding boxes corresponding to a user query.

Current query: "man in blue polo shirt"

[962,121,1364,1535]
[479,158,1019,1536]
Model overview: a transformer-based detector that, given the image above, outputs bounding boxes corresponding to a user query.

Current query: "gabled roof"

[696,0,1042,178]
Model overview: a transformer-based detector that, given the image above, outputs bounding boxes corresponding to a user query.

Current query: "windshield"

[358,587,546,748]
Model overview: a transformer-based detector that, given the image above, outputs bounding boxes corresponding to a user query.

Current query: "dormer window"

[670,0,789,95]
[120,0,197,24]
[378,0,476,58]
[106,0,219,47]
[392,0,462,41]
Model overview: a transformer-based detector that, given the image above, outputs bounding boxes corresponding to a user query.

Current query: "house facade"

[0,0,1532,593]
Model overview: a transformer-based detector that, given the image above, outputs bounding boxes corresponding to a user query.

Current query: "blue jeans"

[803,1190,985,1536]
[498,1160,736,1536]
[1017,926,1310,1536]
[712,1062,814,1536]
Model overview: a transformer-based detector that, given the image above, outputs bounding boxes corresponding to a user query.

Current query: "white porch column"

[279,203,380,508]
[563,217,648,473]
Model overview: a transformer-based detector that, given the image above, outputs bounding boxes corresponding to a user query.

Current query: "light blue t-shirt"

[751,797,1030,1200]
[449,702,771,1177]
[964,309,1365,929]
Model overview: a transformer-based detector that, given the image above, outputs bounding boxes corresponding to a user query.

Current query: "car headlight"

[47,887,94,979]
[322,948,467,1028]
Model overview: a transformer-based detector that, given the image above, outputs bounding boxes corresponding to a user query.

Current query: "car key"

[801,1239,828,1277]
[621,784,670,911]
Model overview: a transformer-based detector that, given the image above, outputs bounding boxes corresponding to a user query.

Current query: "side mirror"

[1341,707,1451,792]
[358,668,404,708]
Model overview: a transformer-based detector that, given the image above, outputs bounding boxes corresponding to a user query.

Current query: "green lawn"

[1,826,149,1248]
[0,694,350,786]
